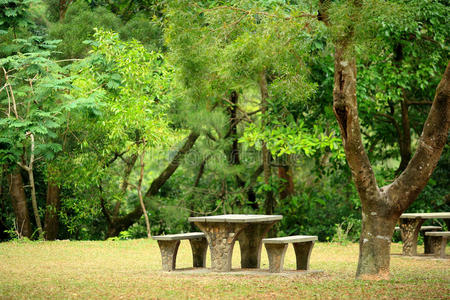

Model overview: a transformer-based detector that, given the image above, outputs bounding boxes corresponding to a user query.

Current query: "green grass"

[0,240,448,299]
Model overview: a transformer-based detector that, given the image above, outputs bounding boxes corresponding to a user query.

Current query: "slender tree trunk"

[137,148,151,238]
[227,91,246,187]
[393,43,412,174]
[113,153,138,217]
[106,132,200,237]
[44,179,60,240]
[397,99,412,174]
[7,169,32,238]
[19,133,43,239]
[259,70,275,215]
[59,0,73,21]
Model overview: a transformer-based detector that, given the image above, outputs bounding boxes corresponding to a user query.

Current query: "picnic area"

[1,0,449,299]
[0,239,449,299]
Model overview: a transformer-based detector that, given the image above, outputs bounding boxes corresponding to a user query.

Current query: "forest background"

[0,0,448,246]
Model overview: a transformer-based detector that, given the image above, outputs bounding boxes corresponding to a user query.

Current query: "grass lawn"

[0,239,448,299]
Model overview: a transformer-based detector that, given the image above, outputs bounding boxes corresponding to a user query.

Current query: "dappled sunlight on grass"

[0,240,448,299]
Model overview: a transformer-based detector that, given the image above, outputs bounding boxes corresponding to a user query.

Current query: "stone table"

[399,212,450,256]
[188,214,282,272]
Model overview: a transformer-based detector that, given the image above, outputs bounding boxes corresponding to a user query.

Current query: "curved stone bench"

[425,231,450,258]
[263,235,318,273]
[395,226,442,254]
[152,232,207,271]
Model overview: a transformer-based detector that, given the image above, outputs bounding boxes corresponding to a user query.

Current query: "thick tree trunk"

[332,44,394,279]
[106,132,200,237]
[322,0,449,279]
[7,169,32,238]
[334,54,450,279]
[0,167,7,240]
[44,180,60,240]
[357,211,397,279]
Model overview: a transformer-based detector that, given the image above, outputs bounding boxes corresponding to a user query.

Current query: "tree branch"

[387,61,450,212]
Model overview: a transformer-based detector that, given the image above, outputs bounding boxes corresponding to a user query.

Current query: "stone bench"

[394,226,442,231]
[262,235,318,273]
[395,226,442,254]
[425,231,450,258]
[152,232,207,271]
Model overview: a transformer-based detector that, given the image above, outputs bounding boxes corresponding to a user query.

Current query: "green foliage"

[0,0,37,35]
[119,13,163,51]
[0,37,74,166]
[51,29,175,239]
[1,0,448,243]
[48,1,122,58]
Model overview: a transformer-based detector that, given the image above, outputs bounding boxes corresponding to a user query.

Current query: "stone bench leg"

[293,241,315,270]
[157,240,180,271]
[189,238,208,268]
[423,229,440,254]
[265,243,288,273]
[429,236,447,258]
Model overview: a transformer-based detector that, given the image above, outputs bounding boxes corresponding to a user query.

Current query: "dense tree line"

[0,0,448,279]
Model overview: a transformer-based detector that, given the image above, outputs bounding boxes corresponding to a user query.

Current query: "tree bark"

[59,0,73,21]
[227,91,246,188]
[44,179,60,240]
[278,163,294,200]
[113,153,138,217]
[259,70,275,215]
[18,133,43,239]
[105,131,200,237]
[7,169,32,238]
[320,0,449,280]
[397,98,412,174]
[137,148,151,238]
[334,44,449,279]
[386,62,450,211]
[332,41,394,279]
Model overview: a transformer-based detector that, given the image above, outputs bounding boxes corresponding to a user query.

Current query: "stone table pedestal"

[189,214,283,272]
[399,212,450,256]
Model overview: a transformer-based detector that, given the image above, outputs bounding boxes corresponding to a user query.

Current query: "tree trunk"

[113,153,138,217]
[332,42,394,279]
[227,91,246,188]
[59,0,73,21]
[0,167,8,240]
[44,180,60,240]
[333,50,449,279]
[278,163,294,200]
[137,148,151,238]
[7,169,32,238]
[357,210,397,279]
[19,133,43,238]
[259,70,275,215]
[321,0,449,279]
[394,42,411,174]
[106,131,200,237]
